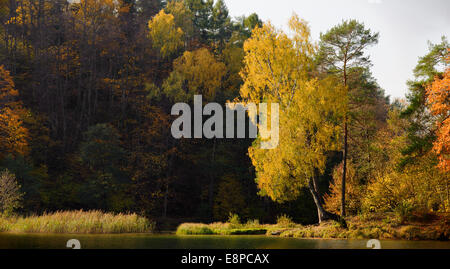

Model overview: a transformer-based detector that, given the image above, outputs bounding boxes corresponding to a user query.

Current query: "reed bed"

[0,210,154,234]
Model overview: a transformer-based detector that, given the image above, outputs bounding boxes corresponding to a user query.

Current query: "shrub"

[324,162,364,215]
[276,214,295,228]
[176,223,214,235]
[363,154,448,214]
[394,201,415,223]
[245,219,260,228]
[0,169,24,216]
[227,213,240,228]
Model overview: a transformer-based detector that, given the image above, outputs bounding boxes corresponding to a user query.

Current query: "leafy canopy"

[241,14,346,202]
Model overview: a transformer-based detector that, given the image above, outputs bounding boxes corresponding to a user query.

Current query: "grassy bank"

[0,210,154,234]
[176,222,268,235]
[176,215,300,236]
[176,213,450,240]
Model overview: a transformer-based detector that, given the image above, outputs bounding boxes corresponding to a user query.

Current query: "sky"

[224,0,450,100]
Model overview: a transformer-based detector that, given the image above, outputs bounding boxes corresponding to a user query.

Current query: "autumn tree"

[426,50,450,172]
[162,48,226,102]
[0,65,29,158]
[317,20,379,217]
[241,15,346,223]
[0,169,24,216]
[401,38,449,167]
[165,0,195,46]
[148,9,184,58]
[323,68,388,215]
[364,105,448,213]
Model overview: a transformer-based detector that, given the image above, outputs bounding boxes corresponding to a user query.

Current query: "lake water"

[0,234,449,249]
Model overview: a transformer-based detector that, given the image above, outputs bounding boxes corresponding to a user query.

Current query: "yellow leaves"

[241,23,295,106]
[247,79,345,202]
[240,14,315,108]
[240,15,346,203]
[163,48,226,102]
[288,13,316,61]
[165,0,194,39]
[363,153,449,212]
[6,0,54,26]
[148,10,184,58]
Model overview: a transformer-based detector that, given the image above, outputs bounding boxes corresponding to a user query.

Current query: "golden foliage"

[241,15,346,202]
[363,153,449,213]
[163,48,226,102]
[0,66,19,108]
[0,66,29,158]
[165,0,194,39]
[324,161,364,215]
[6,0,53,26]
[148,10,184,58]
[0,107,29,157]
[361,107,448,213]
[240,14,315,107]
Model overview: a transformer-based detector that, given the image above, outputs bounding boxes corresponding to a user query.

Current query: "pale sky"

[224,0,450,100]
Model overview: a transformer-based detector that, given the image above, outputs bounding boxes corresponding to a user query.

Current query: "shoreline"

[1,211,448,241]
[175,213,450,241]
[0,231,447,242]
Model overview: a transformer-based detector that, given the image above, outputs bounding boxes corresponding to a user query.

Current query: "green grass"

[0,210,154,234]
[277,213,450,240]
[176,222,268,235]
[175,217,303,236]
[176,213,450,240]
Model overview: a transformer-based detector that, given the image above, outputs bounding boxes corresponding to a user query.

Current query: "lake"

[0,234,449,249]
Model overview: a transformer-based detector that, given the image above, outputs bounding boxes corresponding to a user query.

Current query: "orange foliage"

[426,51,450,172]
[324,162,363,215]
[0,107,29,156]
[0,65,29,157]
[0,65,19,108]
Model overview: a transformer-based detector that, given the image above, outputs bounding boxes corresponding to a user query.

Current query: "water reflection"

[0,234,449,249]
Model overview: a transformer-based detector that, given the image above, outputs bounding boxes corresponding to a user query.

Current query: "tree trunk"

[341,61,348,218]
[308,172,337,223]
[341,119,348,217]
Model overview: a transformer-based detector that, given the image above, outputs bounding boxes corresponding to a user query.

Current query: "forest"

[0,0,448,231]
